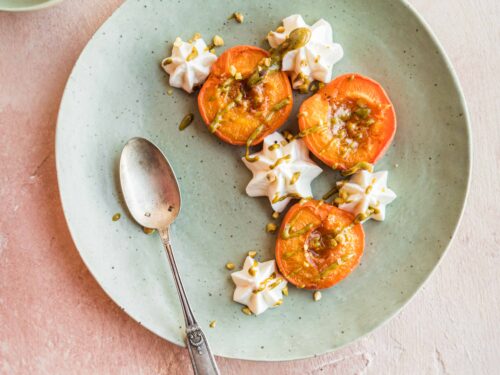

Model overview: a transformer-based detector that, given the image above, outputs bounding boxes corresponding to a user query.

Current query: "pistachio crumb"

[234,72,243,80]
[248,250,257,258]
[189,32,202,42]
[232,12,244,23]
[282,130,293,141]
[282,286,289,296]
[112,213,121,221]
[274,299,283,306]
[186,46,199,61]
[209,48,216,54]
[209,320,216,328]
[213,35,224,47]
[276,25,285,33]
[272,211,280,220]
[225,262,235,270]
[143,227,155,235]
[178,113,194,131]
[266,223,277,233]
[242,307,252,315]
[229,65,237,76]
[313,291,322,302]
[167,89,174,96]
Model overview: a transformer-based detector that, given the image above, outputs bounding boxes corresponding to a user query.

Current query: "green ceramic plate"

[56,0,470,361]
[0,0,63,12]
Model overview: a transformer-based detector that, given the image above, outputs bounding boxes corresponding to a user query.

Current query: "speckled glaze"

[0,0,63,12]
[56,0,470,361]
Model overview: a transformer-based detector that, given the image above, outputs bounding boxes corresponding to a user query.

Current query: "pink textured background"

[1,1,499,374]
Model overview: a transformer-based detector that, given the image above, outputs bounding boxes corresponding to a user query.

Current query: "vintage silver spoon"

[120,137,220,375]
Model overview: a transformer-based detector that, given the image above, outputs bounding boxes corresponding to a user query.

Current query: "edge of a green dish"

[0,0,64,12]
[55,0,472,362]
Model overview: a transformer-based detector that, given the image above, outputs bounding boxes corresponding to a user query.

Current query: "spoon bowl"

[120,137,181,229]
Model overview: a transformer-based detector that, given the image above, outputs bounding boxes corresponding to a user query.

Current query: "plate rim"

[55,0,472,361]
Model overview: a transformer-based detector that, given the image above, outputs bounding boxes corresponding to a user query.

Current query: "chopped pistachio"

[354,107,371,119]
[112,213,121,221]
[335,233,345,244]
[328,238,338,248]
[143,227,155,235]
[248,250,257,258]
[242,307,252,315]
[313,291,322,301]
[225,262,235,270]
[276,25,285,33]
[189,32,202,42]
[354,212,370,224]
[234,72,243,80]
[282,130,294,141]
[233,12,244,23]
[209,320,216,328]
[178,113,194,131]
[186,46,199,61]
[282,286,289,296]
[167,89,174,96]
[274,299,283,306]
[266,223,277,233]
[248,267,257,276]
[213,35,224,47]
[299,197,312,204]
[229,65,237,76]
[209,48,216,54]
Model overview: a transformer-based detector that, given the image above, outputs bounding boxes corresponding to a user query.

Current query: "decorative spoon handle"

[159,228,220,375]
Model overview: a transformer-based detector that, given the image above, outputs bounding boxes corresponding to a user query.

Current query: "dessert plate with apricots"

[56,0,470,360]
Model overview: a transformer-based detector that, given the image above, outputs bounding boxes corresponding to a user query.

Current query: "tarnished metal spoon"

[120,137,220,375]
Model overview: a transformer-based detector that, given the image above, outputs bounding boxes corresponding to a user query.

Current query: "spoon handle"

[159,228,220,375]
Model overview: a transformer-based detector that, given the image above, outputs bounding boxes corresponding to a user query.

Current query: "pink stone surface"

[1,1,499,374]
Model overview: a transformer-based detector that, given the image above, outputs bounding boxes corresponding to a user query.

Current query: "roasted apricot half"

[276,200,364,290]
[298,73,396,170]
[198,46,293,146]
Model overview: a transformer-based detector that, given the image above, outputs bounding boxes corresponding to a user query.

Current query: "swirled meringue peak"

[267,15,344,90]
[336,169,397,222]
[161,35,217,93]
[231,256,287,315]
[242,132,323,212]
